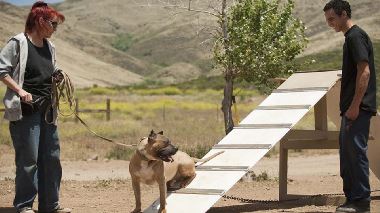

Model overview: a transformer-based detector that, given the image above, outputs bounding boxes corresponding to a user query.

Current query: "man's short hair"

[323,0,351,18]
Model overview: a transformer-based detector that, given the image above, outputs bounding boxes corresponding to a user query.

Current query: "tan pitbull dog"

[129,130,223,213]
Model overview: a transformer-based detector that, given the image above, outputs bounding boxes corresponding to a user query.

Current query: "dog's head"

[143,130,178,162]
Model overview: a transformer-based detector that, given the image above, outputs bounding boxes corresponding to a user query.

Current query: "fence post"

[216,104,219,121]
[163,104,166,121]
[75,98,79,123]
[106,98,111,121]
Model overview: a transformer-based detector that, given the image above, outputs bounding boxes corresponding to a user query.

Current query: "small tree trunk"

[220,0,234,134]
[222,73,234,134]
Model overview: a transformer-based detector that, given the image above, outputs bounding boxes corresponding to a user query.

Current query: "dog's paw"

[158,207,167,213]
[130,208,142,213]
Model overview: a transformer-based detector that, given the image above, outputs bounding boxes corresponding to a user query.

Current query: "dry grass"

[57,104,257,160]
[0,87,258,161]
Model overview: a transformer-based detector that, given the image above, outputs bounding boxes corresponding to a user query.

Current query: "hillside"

[294,0,380,56]
[1,0,379,87]
[0,2,143,88]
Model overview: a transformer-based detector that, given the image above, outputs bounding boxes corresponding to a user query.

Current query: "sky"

[3,0,64,6]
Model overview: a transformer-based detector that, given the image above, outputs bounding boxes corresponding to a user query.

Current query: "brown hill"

[55,0,380,80]
[0,1,143,88]
[294,0,380,55]
[1,0,379,87]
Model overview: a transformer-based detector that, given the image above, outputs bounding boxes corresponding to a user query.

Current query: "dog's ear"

[148,130,156,143]
[149,130,155,137]
[157,131,163,135]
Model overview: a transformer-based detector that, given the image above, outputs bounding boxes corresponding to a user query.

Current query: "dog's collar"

[137,149,154,162]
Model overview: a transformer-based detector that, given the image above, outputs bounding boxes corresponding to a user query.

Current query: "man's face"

[324,8,346,32]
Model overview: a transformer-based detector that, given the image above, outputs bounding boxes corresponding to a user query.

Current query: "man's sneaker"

[335,200,370,213]
[338,200,351,208]
[39,206,71,213]
[51,207,71,213]
[18,207,34,213]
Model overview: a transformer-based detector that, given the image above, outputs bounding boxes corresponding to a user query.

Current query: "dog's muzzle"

[158,144,178,162]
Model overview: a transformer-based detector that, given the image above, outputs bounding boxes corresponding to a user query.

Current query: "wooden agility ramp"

[144,70,380,213]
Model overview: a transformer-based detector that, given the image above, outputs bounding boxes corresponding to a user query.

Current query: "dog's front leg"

[131,177,142,213]
[158,174,167,213]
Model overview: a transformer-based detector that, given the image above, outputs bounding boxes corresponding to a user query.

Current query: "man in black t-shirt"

[324,0,377,212]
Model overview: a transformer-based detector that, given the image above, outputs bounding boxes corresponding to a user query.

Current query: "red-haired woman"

[0,1,70,213]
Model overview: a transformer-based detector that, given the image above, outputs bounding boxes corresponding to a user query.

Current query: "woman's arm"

[0,39,32,102]
[0,75,32,102]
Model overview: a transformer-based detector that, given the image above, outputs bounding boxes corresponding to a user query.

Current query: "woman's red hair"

[24,1,65,33]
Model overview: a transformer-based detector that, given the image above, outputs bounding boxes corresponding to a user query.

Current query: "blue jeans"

[339,109,372,202]
[10,111,62,212]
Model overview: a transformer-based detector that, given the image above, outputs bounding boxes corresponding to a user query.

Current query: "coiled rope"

[48,70,136,148]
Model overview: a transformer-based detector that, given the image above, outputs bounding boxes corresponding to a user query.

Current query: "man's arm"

[345,61,370,120]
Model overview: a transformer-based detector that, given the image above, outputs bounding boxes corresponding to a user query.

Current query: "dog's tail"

[193,151,224,167]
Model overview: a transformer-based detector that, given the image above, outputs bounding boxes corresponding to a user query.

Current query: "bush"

[131,87,183,96]
[111,33,134,52]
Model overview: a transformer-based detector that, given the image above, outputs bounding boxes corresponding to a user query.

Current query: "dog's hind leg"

[178,173,196,188]
[166,179,179,192]
[167,172,196,191]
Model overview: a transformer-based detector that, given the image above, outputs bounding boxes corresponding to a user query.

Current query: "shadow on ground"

[0,207,16,213]
[208,195,346,213]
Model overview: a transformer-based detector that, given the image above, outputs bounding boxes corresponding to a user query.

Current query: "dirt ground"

[1,147,380,213]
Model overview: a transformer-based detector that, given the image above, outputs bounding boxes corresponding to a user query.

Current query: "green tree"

[214,0,308,133]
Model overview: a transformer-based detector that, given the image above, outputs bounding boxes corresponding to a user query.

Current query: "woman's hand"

[0,75,33,102]
[18,89,33,102]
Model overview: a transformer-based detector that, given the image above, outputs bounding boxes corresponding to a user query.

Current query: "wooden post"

[314,95,328,132]
[106,98,110,121]
[75,98,79,123]
[216,104,219,121]
[163,104,166,121]
[279,140,288,201]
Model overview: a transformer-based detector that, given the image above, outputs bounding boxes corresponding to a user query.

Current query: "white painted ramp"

[144,70,379,213]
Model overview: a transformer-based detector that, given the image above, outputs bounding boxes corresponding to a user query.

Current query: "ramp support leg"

[279,95,331,201]
[279,140,288,201]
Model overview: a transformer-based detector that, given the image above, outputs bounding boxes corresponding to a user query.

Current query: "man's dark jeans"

[339,109,372,202]
[10,111,62,212]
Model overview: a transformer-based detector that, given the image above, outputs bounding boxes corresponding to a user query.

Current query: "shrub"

[111,33,134,52]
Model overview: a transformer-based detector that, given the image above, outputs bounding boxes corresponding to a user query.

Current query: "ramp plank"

[200,149,269,167]
[277,71,341,89]
[260,91,327,106]
[187,171,245,189]
[240,109,309,125]
[218,128,289,145]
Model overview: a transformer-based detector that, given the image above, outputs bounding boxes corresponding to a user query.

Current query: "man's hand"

[345,105,360,121]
